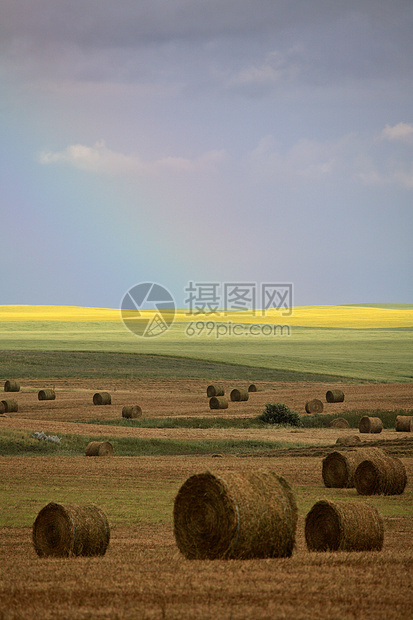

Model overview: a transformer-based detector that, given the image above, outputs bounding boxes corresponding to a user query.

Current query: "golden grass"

[1,304,413,328]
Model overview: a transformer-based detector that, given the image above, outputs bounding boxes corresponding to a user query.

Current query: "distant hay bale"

[335,435,361,446]
[359,416,383,434]
[173,468,298,560]
[209,396,228,410]
[322,447,386,488]
[248,384,257,392]
[305,399,323,414]
[326,389,345,403]
[93,392,111,405]
[395,415,412,432]
[4,380,20,392]
[354,452,407,496]
[206,385,225,397]
[230,389,249,402]
[32,502,110,557]
[122,405,142,419]
[305,500,384,552]
[38,389,56,401]
[329,418,350,428]
[85,441,114,456]
[0,399,18,413]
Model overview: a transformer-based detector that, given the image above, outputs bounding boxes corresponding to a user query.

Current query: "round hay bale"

[206,385,224,397]
[305,500,384,552]
[85,441,114,456]
[32,502,110,557]
[395,415,412,432]
[322,447,386,488]
[173,468,298,560]
[326,389,344,403]
[305,399,323,414]
[230,389,249,402]
[359,416,383,434]
[38,389,56,401]
[354,453,407,496]
[93,392,111,406]
[248,384,257,392]
[411,418,413,432]
[0,399,18,413]
[209,396,228,410]
[335,435,361,446]
[329,418,350,429]
[122,405,142,419]
[4,380,20,392]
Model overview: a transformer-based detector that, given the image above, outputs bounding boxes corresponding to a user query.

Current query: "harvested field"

[1,374,413,618]
[2,415,412,448]
[0,377,411,421]
[0,455,412,619]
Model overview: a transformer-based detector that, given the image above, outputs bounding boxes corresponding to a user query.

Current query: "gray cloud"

[1,0,412,87]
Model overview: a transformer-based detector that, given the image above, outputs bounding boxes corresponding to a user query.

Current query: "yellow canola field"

[0,304,412,329]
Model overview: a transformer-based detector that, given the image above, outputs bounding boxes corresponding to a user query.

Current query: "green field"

[1,317,412,381]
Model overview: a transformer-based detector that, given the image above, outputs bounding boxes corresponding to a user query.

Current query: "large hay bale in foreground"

[93,392,111,405]
[305,500,384,552]
[206,385,225,397]
[335,435,361,446]
[358,416,383,434]
[209,396,228,410]
[32,502,110,557]
[355,453,407,495]
[85,441,114,456]
[230,388,249,402]
[38,389,56,401]
[173,468,297,560]
[395,415,412,432]
[4,380,20,392]
[0,399,18,413]
[329,418,350,429]
[305,399,323,414]
[322,447,386,488]
[122,405,142,419]
[326,390,345,403]
[248,384,257,392]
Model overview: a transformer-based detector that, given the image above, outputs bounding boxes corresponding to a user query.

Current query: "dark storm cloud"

[0,0,340,47]
[1,0,413,86]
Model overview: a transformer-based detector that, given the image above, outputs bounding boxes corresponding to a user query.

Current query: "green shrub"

[259,403,301,427]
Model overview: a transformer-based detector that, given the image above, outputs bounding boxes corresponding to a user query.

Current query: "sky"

[1,0,412,309]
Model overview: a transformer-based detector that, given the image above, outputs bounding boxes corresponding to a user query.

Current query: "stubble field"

[1,376,413,619]
[1,304,413,618]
